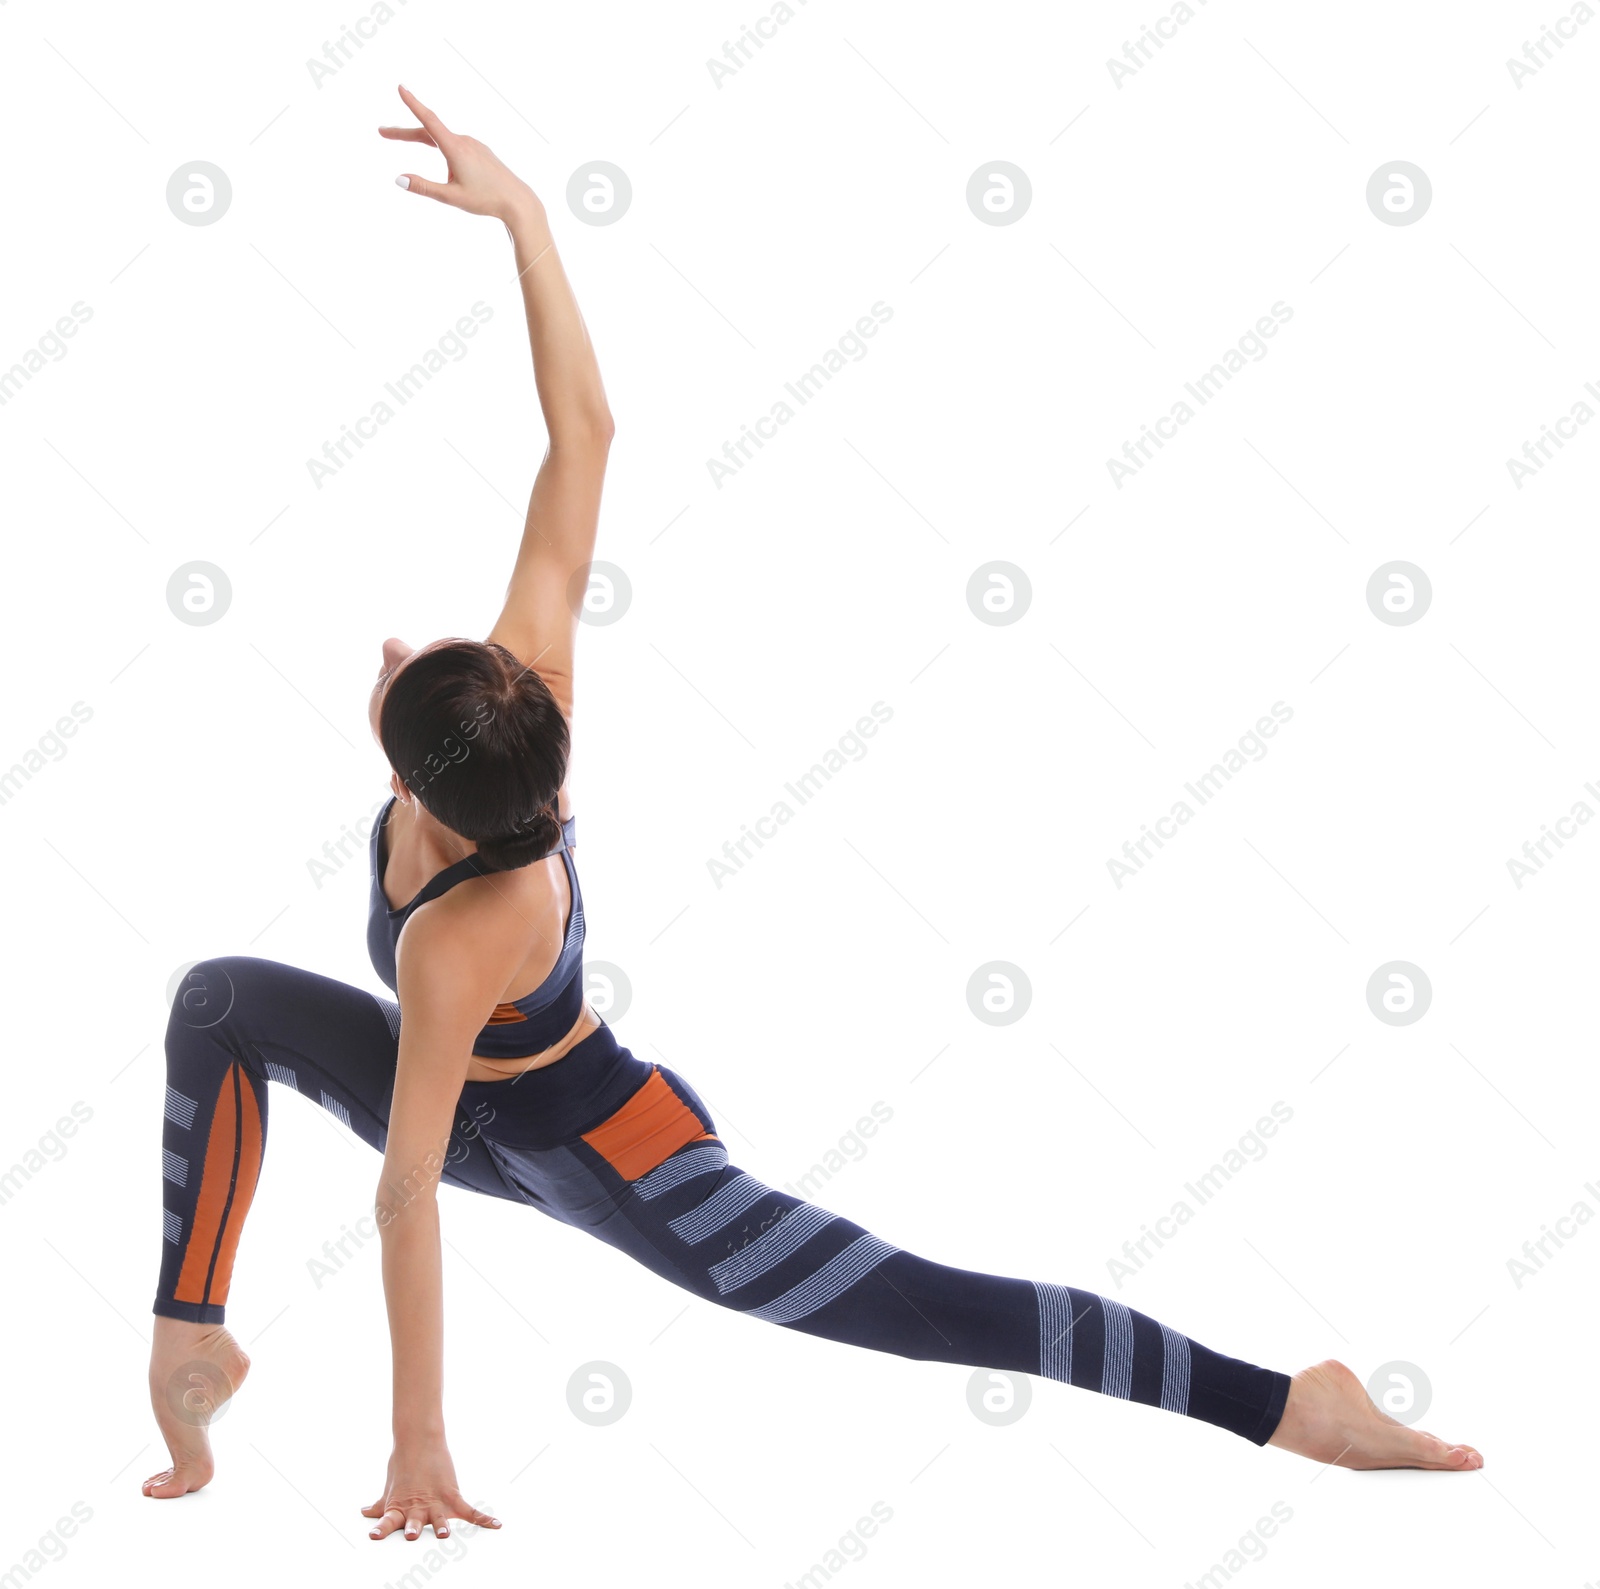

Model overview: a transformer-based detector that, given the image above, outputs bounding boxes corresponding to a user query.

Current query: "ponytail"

[474,801,562,873]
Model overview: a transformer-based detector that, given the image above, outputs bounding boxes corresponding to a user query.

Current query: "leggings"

[154,955,1291,1445]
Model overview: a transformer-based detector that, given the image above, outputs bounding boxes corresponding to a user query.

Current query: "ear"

[390,769,411,804]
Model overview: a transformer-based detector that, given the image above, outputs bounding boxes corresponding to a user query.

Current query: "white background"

[0,0,1594,1584]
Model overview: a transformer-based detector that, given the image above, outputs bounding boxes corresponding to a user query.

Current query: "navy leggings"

[154,955,1291,1445]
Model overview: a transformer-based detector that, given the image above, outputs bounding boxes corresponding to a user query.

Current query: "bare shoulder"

[397,883,529,1016]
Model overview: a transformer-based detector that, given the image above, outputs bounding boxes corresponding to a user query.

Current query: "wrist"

[393,1415,447,1446]
[502,187,548,236]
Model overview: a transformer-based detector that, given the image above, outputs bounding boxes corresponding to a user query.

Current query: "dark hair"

[377,639,570,874]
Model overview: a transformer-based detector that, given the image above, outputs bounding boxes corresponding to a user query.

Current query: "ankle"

[153,1316,232,1351]
[150,1322,248,1414]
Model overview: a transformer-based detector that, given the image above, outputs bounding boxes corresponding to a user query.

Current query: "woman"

[143,86,1483,1538]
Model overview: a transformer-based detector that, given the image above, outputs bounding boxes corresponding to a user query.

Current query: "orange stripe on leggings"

[174,1063,264,1307]
[581,1066,716,1181]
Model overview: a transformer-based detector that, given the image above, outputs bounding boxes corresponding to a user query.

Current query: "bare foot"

[143,1318,252,1498]
[1267,1359,1483,1471]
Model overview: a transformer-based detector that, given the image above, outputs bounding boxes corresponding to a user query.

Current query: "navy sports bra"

[366,794,587,1059]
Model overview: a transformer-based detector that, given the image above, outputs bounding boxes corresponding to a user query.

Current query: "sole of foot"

[143,1321,252,1499]
[1267,1359,1483,1471]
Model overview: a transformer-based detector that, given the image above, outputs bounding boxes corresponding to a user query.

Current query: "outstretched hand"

[361,1438,502,1542]
[379,85,540,222]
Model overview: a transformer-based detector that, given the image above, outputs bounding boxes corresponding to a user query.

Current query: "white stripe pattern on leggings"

[264,1061,298,1090]
[633,1142,729,1201]
[163,1209,182,1244]
[1100,1298,1135,1400]
[668,1172,774,1246]
[708,1203,838,1296]
[164,1086,197,1129]
[161,1150,188,1188]
[1034,1280,1075,1384]
[372,995,402,1043]
[745,1234,898,1324]
[1158,1322,1192,1413]
[320,1092,352,1130]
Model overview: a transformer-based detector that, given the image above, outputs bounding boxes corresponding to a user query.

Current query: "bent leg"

[155,954,516,1323]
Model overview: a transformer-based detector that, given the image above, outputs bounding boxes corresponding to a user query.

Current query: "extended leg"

[531,1061,1289,1444]
[650,1155,1286,1442]
[600,1085,1468,1462]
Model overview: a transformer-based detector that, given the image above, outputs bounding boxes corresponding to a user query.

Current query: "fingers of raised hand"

[394,172,461,207]
[397,84,453,145]
[378,125,438,146]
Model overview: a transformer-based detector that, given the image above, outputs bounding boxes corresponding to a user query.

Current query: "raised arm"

[486,200,612,716]
[382,85,613,717]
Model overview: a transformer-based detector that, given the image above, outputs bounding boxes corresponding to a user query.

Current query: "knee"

[165,956,257,1048]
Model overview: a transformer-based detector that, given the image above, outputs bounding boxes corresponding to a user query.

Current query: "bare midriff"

[466,1002,601,1082]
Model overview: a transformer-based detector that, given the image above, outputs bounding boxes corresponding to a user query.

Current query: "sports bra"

[366,794,587,1059]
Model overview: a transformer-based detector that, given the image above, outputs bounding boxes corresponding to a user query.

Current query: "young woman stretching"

[143,87,1483,1537]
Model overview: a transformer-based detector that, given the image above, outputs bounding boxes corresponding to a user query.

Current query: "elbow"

[376,1192,439,1234]
[555,409,614,452]
[374,1159,445,1229]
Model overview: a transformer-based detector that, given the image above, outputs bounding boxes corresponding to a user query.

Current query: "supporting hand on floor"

[362,1437,502,1542]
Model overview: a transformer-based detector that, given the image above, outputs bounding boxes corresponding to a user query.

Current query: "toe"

[1416,1433,1483,1471]
[1416,1432,1459,1465]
